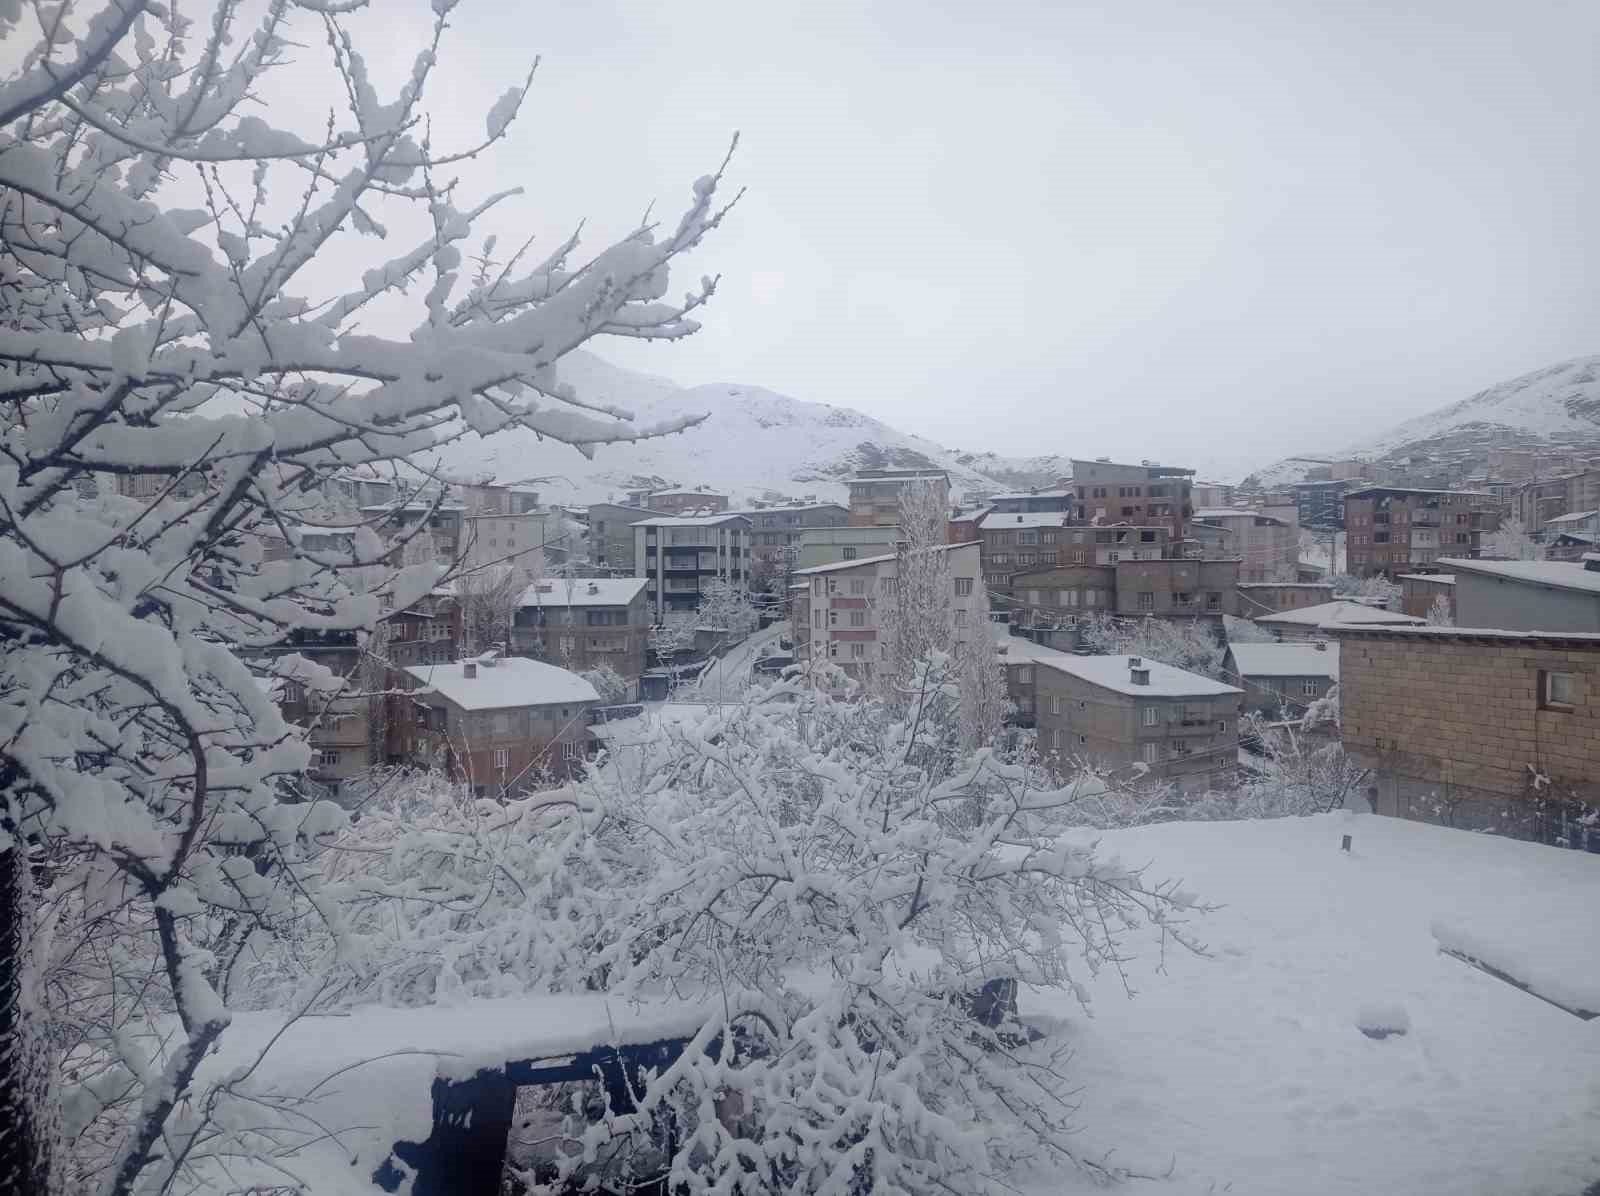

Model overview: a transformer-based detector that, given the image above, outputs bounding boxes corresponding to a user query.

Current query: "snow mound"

[1355,1002,1411,1040]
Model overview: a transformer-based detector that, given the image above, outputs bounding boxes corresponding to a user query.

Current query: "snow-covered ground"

[1032,813,1600,1196]
[675,622,787,703]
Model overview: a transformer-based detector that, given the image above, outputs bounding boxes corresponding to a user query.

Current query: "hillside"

[1246,355,1600,489]
[425,351,1072,504]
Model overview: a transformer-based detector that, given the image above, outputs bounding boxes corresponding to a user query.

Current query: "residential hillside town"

[8,18,1600,1196]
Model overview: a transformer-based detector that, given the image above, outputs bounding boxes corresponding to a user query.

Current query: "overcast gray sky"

[75,1,1600,476]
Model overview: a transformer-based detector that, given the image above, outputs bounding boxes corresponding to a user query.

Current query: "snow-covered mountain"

[1244,355,1600,488]
[427,350,1073,505]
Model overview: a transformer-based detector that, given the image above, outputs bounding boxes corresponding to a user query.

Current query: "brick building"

[399,655,599,796]
[1224,641,1339,718]
[846,469,950,527]
[1235,582,1335,617]
[1327,624,1599,848]
[1033,654,1242,794]
[1068,458,1195,541]
[511,578,651,699]
[1007,558,1241,629]
[1343,486,1500,576]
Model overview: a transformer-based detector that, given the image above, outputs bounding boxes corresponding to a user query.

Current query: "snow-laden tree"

[1080,612,1226,680]
[264,672,1204,1193]
[457,563,524,656]
[0,0,736,1187]
[695,577,759,641]
[649,612,698,662]
[579,662,629,706]
[1330,572,1401,606]
[1426,593,1454,627]
[1483,516,1543,561]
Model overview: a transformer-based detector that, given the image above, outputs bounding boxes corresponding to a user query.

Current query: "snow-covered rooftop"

[1544,509,1599,526]
[518,577,646,608]
[989,487,1075,500]
[1227,641,1340,680]
[792,541,979,577]
[989,625,1072,662]
[404,656,599,710]
[1442,556,1600,595]
[1396,572,1456,584]
[1256,601,1425,627]
[628,513,752,527]
[1034,653,1243,698]
[1237,581,1334,589]
[977,511,1072,530]
[1322,623,1600,644]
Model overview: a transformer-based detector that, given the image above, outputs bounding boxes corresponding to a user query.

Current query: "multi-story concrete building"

[790,542,985,677]
[990,623,1074,726]
[986,485,1075,514]
[458,509,568,583]
[1007,558,1241,629]
[731,502,849,578]
[1397,573,1456,621]
[1033,654,1242,794]
[1253,600,1424,641]
[1234,582,1335,617]
[1293,479,1353,530]
[1193,509,1298,582]
[1223,641,1339,718]
[360,498,467,565]
[398,655,599,797]
[1344,487,1499,576]
[1327,623,1599,848]
[587,502,666,574]
[1068,458,1194,541]
[846,469,950,527]
[624,486,730,515]
[1512,470,1600,532]
[1191,481,1235,509]
[1440,557,1600,633]
[796,524,901,569]
[632,513,752,620]
[510,577,651,699]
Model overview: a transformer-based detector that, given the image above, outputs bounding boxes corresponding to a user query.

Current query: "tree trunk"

[0,843,53,1196]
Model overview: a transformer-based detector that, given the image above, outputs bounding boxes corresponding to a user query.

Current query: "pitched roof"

[1034,654,1242,698]
[989,625,1072,662]
[517,578,645,608]
[791,541,980,577]
[628,513,752,528]
[977,511,1072,530]
[1255,601,1425,627]
[1543,510,1599,526]
[1441,556,1600,595]
[1227,641,1340,681]
[404,656,599,711]
[1396,573,1455,584]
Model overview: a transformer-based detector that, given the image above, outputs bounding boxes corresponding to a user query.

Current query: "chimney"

[588,582,599,594]
[463,661,477,679]
[1314,640,1327,651]
[1130,666,1150,686]
[1128,656,1142,668]
[1016,514,1023,523]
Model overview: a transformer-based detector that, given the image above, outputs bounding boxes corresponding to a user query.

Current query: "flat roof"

[1544,510,1599,525]
[1256,601,1426,627]
[628,513,752,527]
[1322,623,1600,647]
[1237,582,1333,589]
[1034,653,1243,698]
[978,511,1073,529]
[1396,573,1456,585]
[990,488,1075,500]
[1440,557,1600,596]
[1343,486,1494,500]
[791,541,979,576]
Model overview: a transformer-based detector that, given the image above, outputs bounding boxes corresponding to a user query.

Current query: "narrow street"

[675,622,787,704]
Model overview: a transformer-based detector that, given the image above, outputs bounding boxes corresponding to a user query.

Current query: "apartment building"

[1223,641,1339,718]
[1034,654,1243,794]
[511,577,651,699]
[624,486,730,515]
[360,498,467,565]
[1441,557,1600,633]
[1328,624,1599,848]
[846,469,950,527]
[399,655,599,796]
[1193,509,1298,582]
[991,623,1073,725]
[1293,480,1353,530]
[1235,582,1335,617]
[1068,458,1194,541]
[1254,600,1424,641]
[1191,481,1235,509]
[1398,573,1456,621]
[791,542,985,677]
[631,513,752,620]
[1512,470,1600,531]
[1344,487,1499,577]
[731,502,850,575]
[456,482,544,515]
[796,524,901,569]
[1006,558,1241,628]
[587,502,666,574]
[458,509,568,582]
[986,485,1075,514]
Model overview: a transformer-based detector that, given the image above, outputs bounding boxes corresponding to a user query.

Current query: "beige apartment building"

[1328,624,1599,849]
[1033,654,1243,794]
[790,542,985,678]
[796,524,902,569]
[846,469,950,527]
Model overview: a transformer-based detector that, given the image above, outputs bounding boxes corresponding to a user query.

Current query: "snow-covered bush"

[1483,516,1543,561]
[1330,573,1401,606]
[0,0,734,1187]
[1080,612,1227,680]
[580,663,630,705]
[696,578,760,640]
[1426,593,1455,627]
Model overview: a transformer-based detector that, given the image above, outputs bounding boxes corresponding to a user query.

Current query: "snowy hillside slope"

[1246,355,1600,488]
[424,350,1072,504]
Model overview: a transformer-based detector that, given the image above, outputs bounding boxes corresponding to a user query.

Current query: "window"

[1302,679,1319,697]
[1205,591,1221,611]
[493,712,511,735]
[316,749,340,768]
[1217,719,1229,734]
[813,609,823,629]
[1027,589,1042,607]
[829,610,839,627]
[562,740,581,761]
[1137,591,1154,611]
[849,610,867,627]
[850,642,866,659]
[842,546,857,560]
[1078,734,1087,746]
[828,640,839,659]
[1049,695,1061,715]
[1143,743,1160,764]
[1105,551,1119,563]
[1142,706,1159,727]
[813,578,824,596]
[493,747,509,769]
[954,577,973,597]
[1017,666,1033,683]
[1542,670,1576,708]
[1019,530,1039,545]
[1085,589,1099,607]
[827,578,839,595]
[850,578,868,596]
[559,636,575,654]
[992,553,1010,566]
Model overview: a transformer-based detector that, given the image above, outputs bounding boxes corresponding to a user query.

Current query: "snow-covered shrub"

[1080,612,1227,680]
[0,1,734,1187]
[580,663,631,705]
